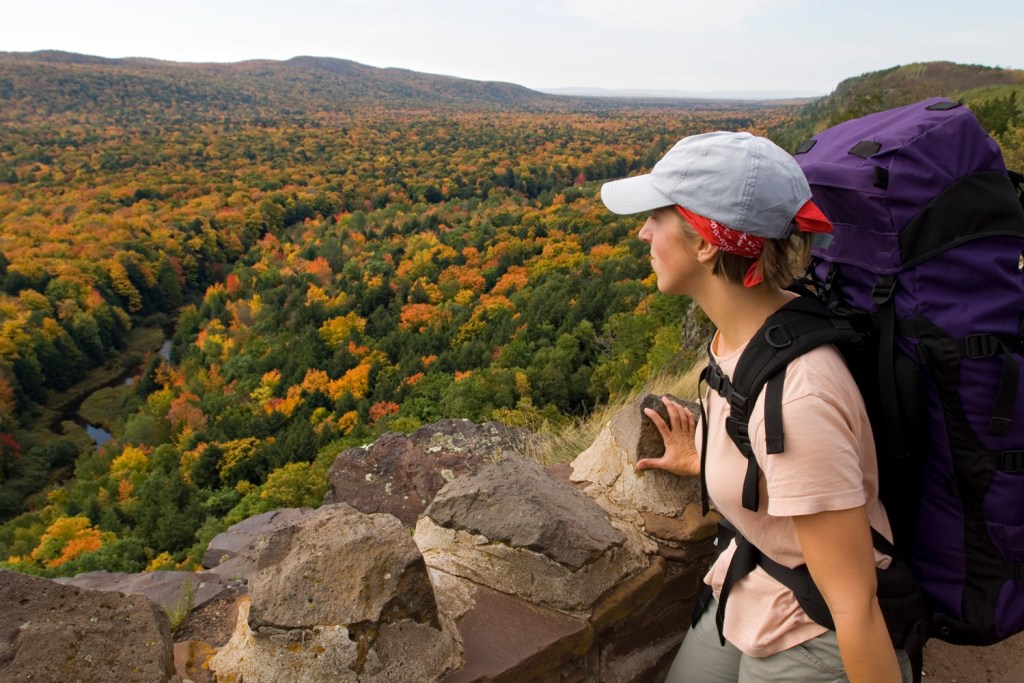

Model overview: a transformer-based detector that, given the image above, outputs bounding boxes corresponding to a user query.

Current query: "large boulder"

[324,419,540,526]
[416,456,649,615]
[209,504,461,683]
[570,393,719,563]
[0,569,175,682]
[571,393,704,517]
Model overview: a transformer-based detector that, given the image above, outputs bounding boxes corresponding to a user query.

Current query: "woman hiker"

[600,132,912,682]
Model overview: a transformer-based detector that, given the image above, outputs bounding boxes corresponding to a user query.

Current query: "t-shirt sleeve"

[752,362,869,517]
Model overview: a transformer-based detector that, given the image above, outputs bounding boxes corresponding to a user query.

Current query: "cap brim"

[600,174,675,215]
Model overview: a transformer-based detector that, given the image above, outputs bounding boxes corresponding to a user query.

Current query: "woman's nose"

[638,219,653,242]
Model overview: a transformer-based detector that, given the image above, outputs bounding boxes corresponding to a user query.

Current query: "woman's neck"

[698,281,794,357]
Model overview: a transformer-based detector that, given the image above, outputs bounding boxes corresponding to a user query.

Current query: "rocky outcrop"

[323,419,538,526]
[4,395,719,682]
[0,569,175,682]
[417,456,646,615]
[209,504,461,683]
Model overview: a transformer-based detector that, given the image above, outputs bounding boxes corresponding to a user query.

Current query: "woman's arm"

[792,506,902,683]
[635,397,700,476]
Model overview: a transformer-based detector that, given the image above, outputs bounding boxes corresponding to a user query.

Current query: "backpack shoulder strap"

[703,294,862,512]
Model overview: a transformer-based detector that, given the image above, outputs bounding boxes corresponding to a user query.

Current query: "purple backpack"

[795,97,1024,645]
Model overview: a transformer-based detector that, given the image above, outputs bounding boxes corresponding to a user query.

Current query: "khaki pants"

[667,599,912,682]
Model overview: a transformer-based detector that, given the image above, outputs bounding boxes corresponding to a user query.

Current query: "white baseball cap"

[600,131,812,238]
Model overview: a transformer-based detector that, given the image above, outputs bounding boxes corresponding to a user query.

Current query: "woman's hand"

[635,397,700,477]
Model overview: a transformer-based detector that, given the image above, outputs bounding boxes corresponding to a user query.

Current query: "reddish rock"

[636,394,700,465]
[325,419,541,526]
[443,583,593,683]
[642,503,721,544]
[590,557,667,634]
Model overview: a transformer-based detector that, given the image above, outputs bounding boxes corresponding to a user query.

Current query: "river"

[65,332,174,449]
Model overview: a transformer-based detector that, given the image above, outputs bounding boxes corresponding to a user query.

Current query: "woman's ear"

[695,238,719,266]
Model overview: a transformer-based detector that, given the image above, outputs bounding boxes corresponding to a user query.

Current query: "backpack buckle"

[725,416,752,451]
[706,364,726,394]
[997,450,1024,473]
[963,334,999,359]
[764,324,794,349]
[871,276,897,305]
[727,391,750,416]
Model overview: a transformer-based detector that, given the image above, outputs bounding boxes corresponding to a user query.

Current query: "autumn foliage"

[4,53,1019,577]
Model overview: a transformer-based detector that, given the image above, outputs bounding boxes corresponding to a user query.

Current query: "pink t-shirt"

[701,334,894,658]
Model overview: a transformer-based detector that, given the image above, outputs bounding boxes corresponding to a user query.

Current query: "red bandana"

[674,202,832,287]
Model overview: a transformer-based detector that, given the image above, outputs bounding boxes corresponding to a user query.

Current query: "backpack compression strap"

[710,519,929,683]
[702,296,862,512]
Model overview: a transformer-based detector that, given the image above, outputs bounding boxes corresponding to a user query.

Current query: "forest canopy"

[1,53,1021,576]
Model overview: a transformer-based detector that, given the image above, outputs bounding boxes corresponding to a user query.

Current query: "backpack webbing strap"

[873,274,911,458]
[698,366,712,516]
[898,321,1024,439]
[712,520,928,682]
[996,450,1024,472]
[705,352,766,512]
[704,296,862,512]
[764,370,786,454]
[955,332,1022,437]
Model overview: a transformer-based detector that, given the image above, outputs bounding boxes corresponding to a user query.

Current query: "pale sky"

[2,0,1020,95]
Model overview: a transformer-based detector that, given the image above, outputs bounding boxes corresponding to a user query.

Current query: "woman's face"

[638,206,702,295]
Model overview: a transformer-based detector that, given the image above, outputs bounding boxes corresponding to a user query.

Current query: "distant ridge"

[540,86,823,101]
[769,61,1024,150]
[0,51,561,124]
[0,51,819,126]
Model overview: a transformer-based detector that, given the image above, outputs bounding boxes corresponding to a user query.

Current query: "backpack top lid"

[795,97,1013,275]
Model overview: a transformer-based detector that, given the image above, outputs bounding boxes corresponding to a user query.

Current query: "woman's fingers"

[637,399,699,476]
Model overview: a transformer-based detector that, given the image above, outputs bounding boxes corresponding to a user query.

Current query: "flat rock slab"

[0,569,174,682]
[324,419,540,526]
[203,507,316,579]
[443,581,592,683]
[56,569,231,613]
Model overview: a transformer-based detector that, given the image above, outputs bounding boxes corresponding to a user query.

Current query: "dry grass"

[524,356,707,466]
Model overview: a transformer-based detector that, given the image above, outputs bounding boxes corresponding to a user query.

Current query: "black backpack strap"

[704,295,862,512]
[955,332,1023,437]
[1010,169,1024,211]
[712,519,929,682]
[705,352,766,512]
[872,274,912,458]
[698,363,713,516]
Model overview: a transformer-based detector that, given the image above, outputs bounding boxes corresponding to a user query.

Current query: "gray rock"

[246,504,437,631]
[570,394,702,518]
[0,569,175,682]
[203,507,316,580]
[424,457,624,571]
[210,504,461,682]
[324,419,540,526]
[55,569,229,613]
